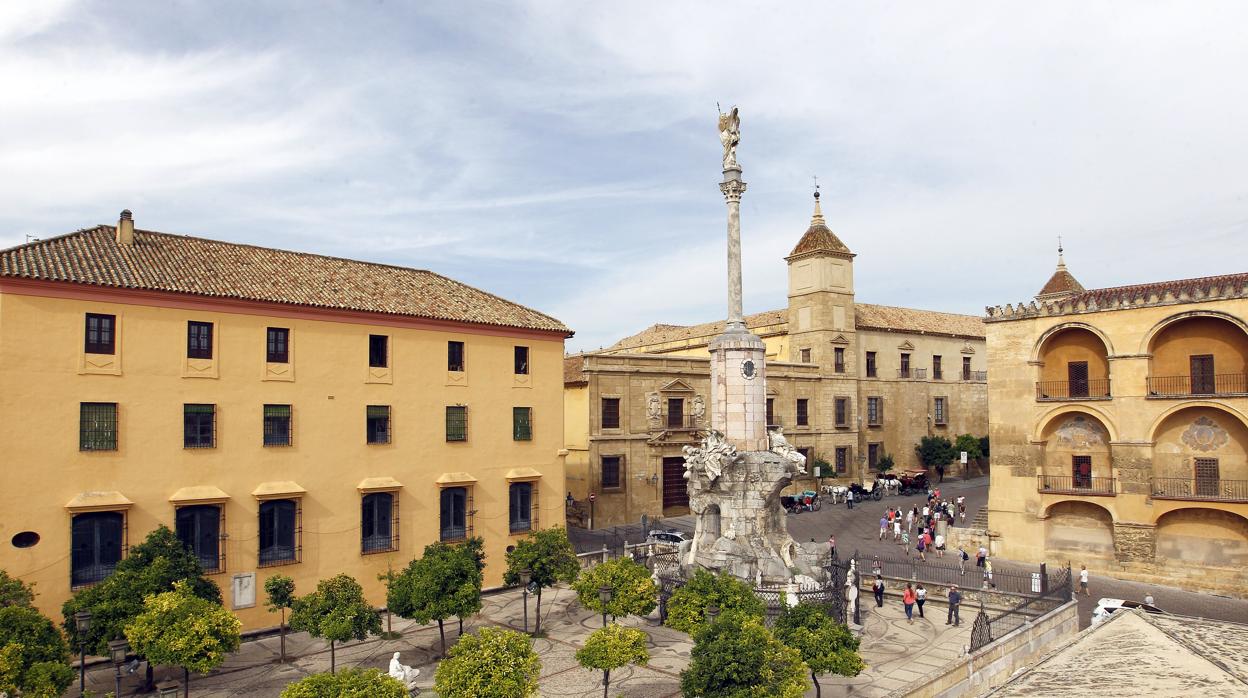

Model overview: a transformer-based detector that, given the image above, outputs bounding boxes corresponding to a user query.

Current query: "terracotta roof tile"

[1067,272,1248,307]
[606,310,788,351]
[787,196,852,258]
[854,303,985,338]
[564,354,587,385]
[0,225,571,334]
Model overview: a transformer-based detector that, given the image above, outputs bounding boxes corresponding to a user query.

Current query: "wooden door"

[662,457,689,510]
[1190,355,1215,394]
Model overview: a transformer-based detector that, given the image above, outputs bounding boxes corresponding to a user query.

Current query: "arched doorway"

[1044,501,1115,560]
[1035,326,1111,400]
[1150,406,1248,498]
[1147,314,1248,397]
[1155,508,1248,569]
[1039,412,1113,494]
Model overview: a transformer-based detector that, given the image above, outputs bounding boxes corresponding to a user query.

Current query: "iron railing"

[897,368,928,379]
[1036,379,1111,400]
[1037,475,1116,496]
[1146,374,1248,398]
[664,413,703,430]
[1151,477,1248,502]
[962,370,988,382]
[971,565,1072,652]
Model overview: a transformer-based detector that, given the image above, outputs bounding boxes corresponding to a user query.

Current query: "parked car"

[645,530,691,547]
[1090,598,1166,626]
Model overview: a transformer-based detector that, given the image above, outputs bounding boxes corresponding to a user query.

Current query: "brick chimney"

[117,210,134,246]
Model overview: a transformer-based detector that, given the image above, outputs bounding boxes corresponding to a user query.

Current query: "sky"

[2,1,1246,352]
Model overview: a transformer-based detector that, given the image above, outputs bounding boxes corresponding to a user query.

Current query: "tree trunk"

[534,588,543,635]
[458,615,464,636]
[603,668,610,698]
[812,670,821,698]
[279,608,287,662]
[145,661,155,692]
[330,640,336,674]
[387,608,393,636]
[184,666,190,698]
[438,619,447,658]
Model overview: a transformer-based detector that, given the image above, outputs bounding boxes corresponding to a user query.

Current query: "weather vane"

[813,175,820,198]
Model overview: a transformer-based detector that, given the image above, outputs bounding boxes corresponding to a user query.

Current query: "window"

[933,397,947,425]
[601,398,621,429]
[835,398,849,427]
[176,505,222,573]
[835,447,849,474]
[766,398,776,426]
[796,399,809,426]
[258,499,299,566]
[448,340,465,371]
[1195,458,1220,497]
[361,492,397,553]
[84,313,116,354]
[187,321,213,359]
[1191,355,1215,394]
[900,353,911,378]
[71,511,124,587]
[667,398,684,428]
[266,327,289,363]
[800,348,811,363]
[868,443,881,468]
[834,347,845,373]
[509,482,534,533]
[867,397,882,426]
[1067,361,1089,398]
[446,406,468,441]
[933,355,943,380]
[440,487,470,541]
[263,404,292,446]
[366,405,391,444]
[368,335,388,368]
[513,407,532,441]
[183,404,216,448]
[1071,455,1092,489]
[601,456,622,489]
[514,346,529,375]
[866,352,877,378]
[962,356,972,381]
[80,402,118,451]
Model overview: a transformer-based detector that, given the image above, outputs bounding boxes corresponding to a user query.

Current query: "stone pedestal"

[709,329,768,452]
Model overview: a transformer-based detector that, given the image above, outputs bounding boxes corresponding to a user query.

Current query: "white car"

[645,530,691,546]
[1090,598,1165,626]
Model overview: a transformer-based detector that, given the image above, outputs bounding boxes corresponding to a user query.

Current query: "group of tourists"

[870,576,963,626]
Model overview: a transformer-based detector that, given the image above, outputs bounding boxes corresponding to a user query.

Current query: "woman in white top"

[916,584,927,618]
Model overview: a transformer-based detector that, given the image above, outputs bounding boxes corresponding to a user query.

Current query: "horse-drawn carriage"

[780,490,821,513]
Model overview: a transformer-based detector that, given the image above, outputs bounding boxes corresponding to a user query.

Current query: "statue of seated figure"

[389,652,420,692]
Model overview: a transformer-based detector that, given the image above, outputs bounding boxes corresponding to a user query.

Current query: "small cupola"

[1035,240,1085,301]
[785,189,854,261]
[116,210,135,246]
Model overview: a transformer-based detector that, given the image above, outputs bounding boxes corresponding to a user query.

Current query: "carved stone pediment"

[660,379,696,393]
[897,340,916,351]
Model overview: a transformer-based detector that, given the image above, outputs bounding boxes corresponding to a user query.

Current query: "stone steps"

[972,507,989,528]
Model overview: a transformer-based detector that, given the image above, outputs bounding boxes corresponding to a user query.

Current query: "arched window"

[71,511,124,587]
[509,482,534,533]
[361,492,396,553]
[175,505,222,572]
[259,499,299,566]
[440,487,468,541]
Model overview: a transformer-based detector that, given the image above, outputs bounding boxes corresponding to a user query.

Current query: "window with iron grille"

[601,398,621,429]
[868,443,881,467]
[258,499,300,566]
[601,456,622,489]
[962,356,972,380]
[266,327,290,363]
[448,340,465,372]
[835,447,849,473]
[440,487,471,541]
[866,352,877,378]
[1195,458,1220,497]
[834,347,845,373]
[800,348,811,363]
[766,398,775,425]
[368,335,388,368]
[933,397,947,425]
[446,406,468,442]
[263,404,292,446]
[366,405,391,444]
[183,404,216,448]
[176,504,223,573]
[835,398,849,427]
[187,321,213,359]
[361,492,398,553]
[514,346,529,375]
[84,313,116,354]
[933,355,943,380]
[513,407,532,441]
[80,402,118,451]
[71,511,125,587]
[867,397,882,426]
[900,353,911,377]
[509,482,535,533]
[796,399,809,426]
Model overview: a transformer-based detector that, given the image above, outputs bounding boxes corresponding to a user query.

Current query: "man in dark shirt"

[947,585,962,626]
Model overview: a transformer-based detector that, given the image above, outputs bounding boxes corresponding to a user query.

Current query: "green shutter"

[264,404,291,418]
[185,404,215,414]
[513,407,532,441]
[367,405,390,419]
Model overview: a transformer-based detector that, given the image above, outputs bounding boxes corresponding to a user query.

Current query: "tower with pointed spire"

[785,188,858,370]
[1035,239,1085,302]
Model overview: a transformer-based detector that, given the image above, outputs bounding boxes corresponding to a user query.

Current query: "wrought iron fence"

[1146,373,1248,398]
[865,552,1065,596]
[970,565,1072,652]
[1035,379,1111,400]
[1037,474,1116,495]
[1151,477,1248,502]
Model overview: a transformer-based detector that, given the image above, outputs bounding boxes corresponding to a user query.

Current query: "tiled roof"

[606,309,788,352]
[987,271,1248,322]
[787,196,853,258]
[855,303,985,338]
[1036,259,1085,298]
[1066,272,1248,307]
[563,354,587,385]
[0,225,571,334]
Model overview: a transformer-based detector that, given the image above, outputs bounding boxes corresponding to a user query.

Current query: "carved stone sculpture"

[718,106,740,170]
[682,429,737,483]
[691,394,706,422]
[646,392,661,423]
[768,427,808,472]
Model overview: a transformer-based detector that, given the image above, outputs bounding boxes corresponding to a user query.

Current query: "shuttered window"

[80,402,118,451]
[263,404,292,446]
[513,407,532,440]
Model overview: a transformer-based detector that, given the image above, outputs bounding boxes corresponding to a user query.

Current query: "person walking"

[984,558,994,589]
[879,515,888,541]
[959,502,967,525]
[916,534,927,561]
[916,583,927,619]
[947,585,962,626]
[934,532,945,558]
[905,507,915,534]
[976,545,987,568]
[873,575,885,608]
[847,488,854,509]
[827,534,836,561]
[901,529,910,556]
[893,519,902,543]
[902,583,916,623]
[958,547,968,575]
[1079,565,1090,596]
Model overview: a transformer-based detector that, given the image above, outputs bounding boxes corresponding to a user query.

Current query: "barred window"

[835,398,849,427]
[868,443,881,467]
[80,402,118,451]
[601,456,622,489]
[509,482,534,533]
[440,487,470,541]
[867,397,882,426]
[183,404,216,448]
[933,397,947,425]
[259,499,300,566]
[866,352,877,378]
[263,404,292,446]
[368,335,388,368]
[361,492,398,553]
[513,407,532,441]
[187,321,213,359]
[446,406,468,442]
[85,313,115,354]
[367,405,391,444]
[514,346,529,375]
[448,341,465,372]
[900,353,911,377]
[267,327,290,363]
[796,399,809,426]
[800,348,811,363]
[176,505,222,573]
[963,356,972,380]
[835,447,849,473]
[834,347,845,373]
[601,398,620,429]
[71,511,124,587]
[933,355,943,380]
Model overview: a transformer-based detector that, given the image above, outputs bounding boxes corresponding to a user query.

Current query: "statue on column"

[718,105,740,170]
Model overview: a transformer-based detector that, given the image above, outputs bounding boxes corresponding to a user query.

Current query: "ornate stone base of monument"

[708,329,768,453]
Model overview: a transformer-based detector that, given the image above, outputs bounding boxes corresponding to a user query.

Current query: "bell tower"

[785,189,857,371]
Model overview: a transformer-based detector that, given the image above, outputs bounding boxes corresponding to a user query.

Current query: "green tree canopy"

[503,528,580,635]
[954,434,983,462]
[290,574,381,673]
[875,454,895,474]
[279,668,407,698]
[664,569,764,634]
[125,580,241,694]
[576,623,649,697]
[0,570,35,609]
[915,436,956,468]
[571,558,657,619]
[0,605,73,697]
[62,525,220,655]
[265,575,297,662]
[387,541,483,656]
[433,627,541,698]
[680,610,808,698]
[773,604,864,698]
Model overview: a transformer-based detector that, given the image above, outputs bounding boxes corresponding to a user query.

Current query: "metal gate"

[662,457,688,510]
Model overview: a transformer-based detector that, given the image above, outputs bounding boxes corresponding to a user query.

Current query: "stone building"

[564,195,988,528]
[0,212,571,631]
[984,252,1248,595]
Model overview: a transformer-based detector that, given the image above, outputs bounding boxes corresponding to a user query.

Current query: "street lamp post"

[598,585,613,628]
[519,568,532,634]
[706,605,720,623]
[108,639,128,698]
[74,610,92,696]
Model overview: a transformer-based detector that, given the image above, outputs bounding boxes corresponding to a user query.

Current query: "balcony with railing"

[962,370,987,382]
[1036,474,1116,496]
[1146,374,1248,399]
[663,413,701,430]
[1151,477,1248,503]
[1036,379,1111,401]
[897,368,928,379]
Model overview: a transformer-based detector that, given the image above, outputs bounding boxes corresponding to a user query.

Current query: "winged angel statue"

[718,105,740,170]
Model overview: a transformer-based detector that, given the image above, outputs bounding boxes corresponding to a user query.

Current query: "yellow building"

[565,195,989,528]
[0,212,571,630]
[985,252,1248,595]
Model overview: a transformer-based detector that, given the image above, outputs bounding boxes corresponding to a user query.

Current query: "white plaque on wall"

[232,572,256,610]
